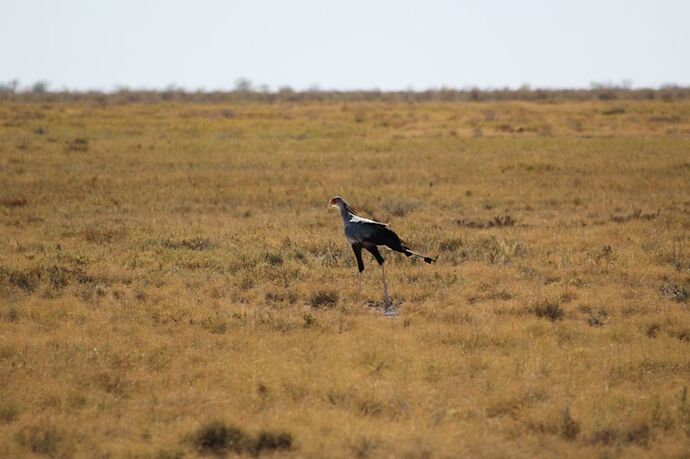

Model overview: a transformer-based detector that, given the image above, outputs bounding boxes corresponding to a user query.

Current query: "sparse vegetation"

[15,423,63,456]
[191,421,251,454]
[0,401,19,423]
[560,406,581,440]
[190,421,293,456]
[3,85,690,103]
[309,289,339,308]
[252,430,294,455]
[162,237,215,251]
[0,97,689,457]
[530,298,565,321]
[0,196,27,208]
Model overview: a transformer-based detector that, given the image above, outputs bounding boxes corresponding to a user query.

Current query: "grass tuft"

[163,237,215,251]
[191,421,250,454]
[16,424,62,455]
[309,289,339,308]
[83,226,126,244]
[0,401,18,423]
[530,298,564,321]
[252,430,293,455]
[263,252,284,266]
[660,283,689,303]
[0,196,27,208]
[6,267,43,293]
[190,422,293,456]
[559,406,580,440]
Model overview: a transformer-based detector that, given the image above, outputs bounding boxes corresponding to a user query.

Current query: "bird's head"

[328,196,347,210]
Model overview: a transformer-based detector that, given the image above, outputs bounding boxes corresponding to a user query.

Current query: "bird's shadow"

[365,299,402,318]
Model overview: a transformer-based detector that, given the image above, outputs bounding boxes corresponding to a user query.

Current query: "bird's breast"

[344,222,373,245]
[344,227,357,245]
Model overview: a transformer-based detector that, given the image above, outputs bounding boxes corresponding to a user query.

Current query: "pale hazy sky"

[2,0,689,91]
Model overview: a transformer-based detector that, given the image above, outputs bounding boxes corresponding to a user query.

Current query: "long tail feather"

[405,249,436,264]
[382,233,436,264]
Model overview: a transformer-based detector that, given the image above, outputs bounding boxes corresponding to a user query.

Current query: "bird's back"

[343,213,385,242]
[343,213,405,249]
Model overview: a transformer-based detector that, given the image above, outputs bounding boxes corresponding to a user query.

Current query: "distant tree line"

[1,79,689,103]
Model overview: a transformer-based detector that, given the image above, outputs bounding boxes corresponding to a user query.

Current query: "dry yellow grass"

[1,98,689,458]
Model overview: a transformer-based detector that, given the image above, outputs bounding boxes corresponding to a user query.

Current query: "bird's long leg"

[352,244,365,303]
[364,245,390,306]
[381,263,391,306]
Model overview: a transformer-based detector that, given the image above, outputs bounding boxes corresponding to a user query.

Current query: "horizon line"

[2,80,689,95]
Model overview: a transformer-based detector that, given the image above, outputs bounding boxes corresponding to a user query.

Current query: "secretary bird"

[329,196,435,306]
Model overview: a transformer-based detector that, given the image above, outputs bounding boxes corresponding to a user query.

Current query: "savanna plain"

[1,96,690,458]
